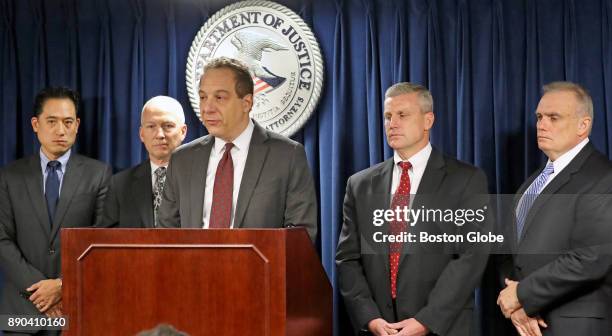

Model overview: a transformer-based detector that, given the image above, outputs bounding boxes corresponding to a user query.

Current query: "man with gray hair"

[102,95,187,228]
[337,82,489,335]
[497,81,612,335]
[136,323,189,336]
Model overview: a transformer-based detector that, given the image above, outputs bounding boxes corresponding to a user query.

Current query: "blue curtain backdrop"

[2,0,612,335]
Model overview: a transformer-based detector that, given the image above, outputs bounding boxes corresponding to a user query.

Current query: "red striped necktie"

[209,143,234,228]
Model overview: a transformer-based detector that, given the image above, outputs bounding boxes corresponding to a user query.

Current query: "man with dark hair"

[158,56,317,242]
[203,57,254,98]
[33,87,80,117]
[0,86,111,335]
[497,81,612,335]
[336,82,489,336]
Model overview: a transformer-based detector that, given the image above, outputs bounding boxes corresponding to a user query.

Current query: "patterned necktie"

[45,160,61,226]
[515,162,554,241]
[153,167,167,227]
[389,161,412,299]
[210,143,234,228]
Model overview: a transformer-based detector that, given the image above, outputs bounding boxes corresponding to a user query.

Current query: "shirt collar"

[150,161,168,175]
[393,142,432,169]
[213,119,255,154]
[40,148,71,173]
[547,138,589,174]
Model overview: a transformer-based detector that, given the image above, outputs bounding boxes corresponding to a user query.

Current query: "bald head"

[141,96,185,125]
[139,96,187,165]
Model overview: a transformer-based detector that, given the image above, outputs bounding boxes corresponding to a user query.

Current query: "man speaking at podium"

[158,57,317,242]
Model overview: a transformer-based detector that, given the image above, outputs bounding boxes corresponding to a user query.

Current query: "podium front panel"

[62,229,294,336]
[75,244,270,335]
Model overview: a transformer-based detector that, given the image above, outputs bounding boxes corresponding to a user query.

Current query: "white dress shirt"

[539,138,589,191]
[391,142,432,198]
[515,138,589,220]
[202,119,255,228]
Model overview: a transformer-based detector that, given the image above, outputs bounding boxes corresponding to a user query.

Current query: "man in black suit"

[336,83,490,336]
[102,96,187,228]
[497,82,612,336]
[0,87,111,334]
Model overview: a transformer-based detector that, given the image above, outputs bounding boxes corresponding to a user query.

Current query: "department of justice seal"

[186,0,324,136]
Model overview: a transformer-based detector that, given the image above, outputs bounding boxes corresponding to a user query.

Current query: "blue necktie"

[515,162,554,241]
[45,161,61,226]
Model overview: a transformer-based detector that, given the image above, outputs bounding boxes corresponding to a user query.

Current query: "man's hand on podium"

[27,278,62,313]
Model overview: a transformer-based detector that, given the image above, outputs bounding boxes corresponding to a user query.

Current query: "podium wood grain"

[61,228,331,336]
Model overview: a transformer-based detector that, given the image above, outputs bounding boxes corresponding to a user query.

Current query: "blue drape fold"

[0,0,18,163]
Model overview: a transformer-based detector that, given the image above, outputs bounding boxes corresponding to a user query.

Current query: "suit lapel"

[509,171,539,249]
[24,155,51,237]
[190,136,213,228]
[400,148,446,266]
[234,123,269,228]
[372,159,394,275]
[50,154,84,240]
[414,148,446,195]
[131,162,154,228]
[518,143,593,243]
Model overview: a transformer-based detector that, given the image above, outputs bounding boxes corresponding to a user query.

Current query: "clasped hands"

[497,278,547,336]
[368,317,428,336]
[27,278,63,318]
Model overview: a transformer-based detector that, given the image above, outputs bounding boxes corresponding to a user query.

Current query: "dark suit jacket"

[500,142,612,335]
[0,153,111,321]
[101,161,155,228]
[158,121,318,242]
[336,147,490,336]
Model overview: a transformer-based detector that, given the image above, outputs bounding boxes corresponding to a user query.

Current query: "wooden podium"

[61,228,331,336]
